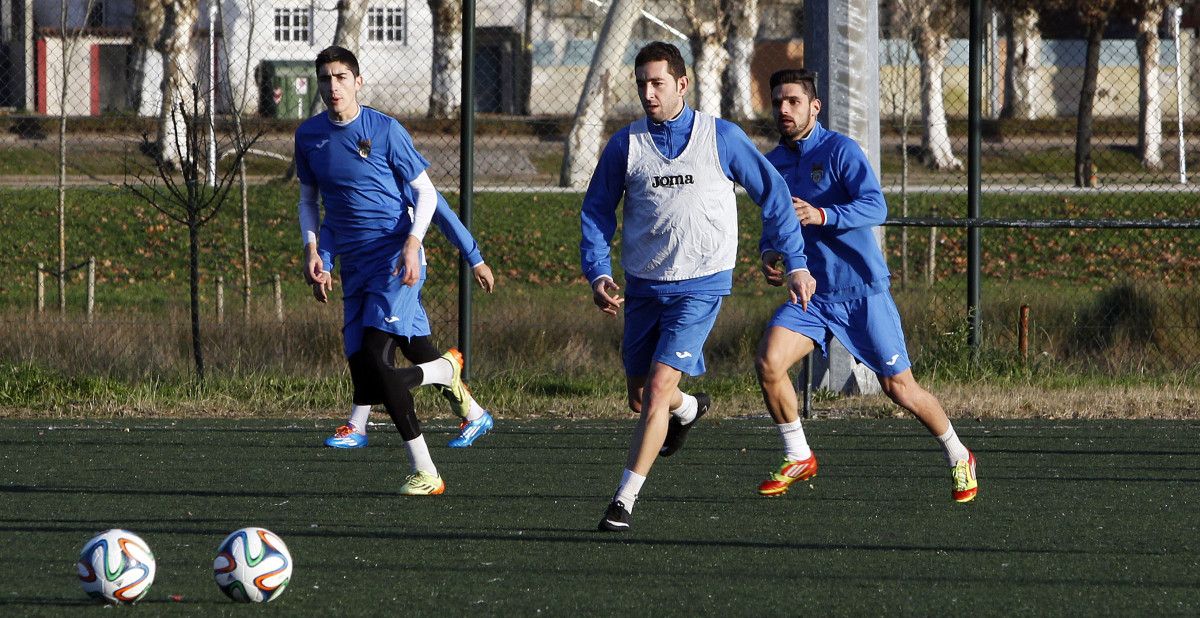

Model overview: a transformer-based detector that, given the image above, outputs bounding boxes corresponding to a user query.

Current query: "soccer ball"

[76,529,156,604]
[212,527,293,602]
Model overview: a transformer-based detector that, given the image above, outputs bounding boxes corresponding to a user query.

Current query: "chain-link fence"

[1,0,1198,383]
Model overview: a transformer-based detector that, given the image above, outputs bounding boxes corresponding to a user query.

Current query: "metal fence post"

[216,276,225,325]
[86,256,95,323]
[273,274,283,323]
[458,0,476,381]
[967,0,984,358]
[36,262,45,316]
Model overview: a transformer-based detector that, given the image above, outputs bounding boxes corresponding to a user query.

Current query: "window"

[367,5,407,44]
[274,7,310,43]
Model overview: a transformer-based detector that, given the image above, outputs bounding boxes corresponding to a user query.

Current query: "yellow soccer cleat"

[400,470,445,496]
[952,451,978,503]
[757,453,819,496]
[441,348,472,419]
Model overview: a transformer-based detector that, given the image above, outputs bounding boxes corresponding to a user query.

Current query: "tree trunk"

[1075,21,1105,187]
[559,0,643,188]
[1001,7,1040,120]
[1137,4,1165,170]
[916,25,961,170]
[334,0,370,56]
[721,0,758,121]
[130,0,166,113]
[156,0,200,168]
[686,2,728,117]
[427,0,463,119]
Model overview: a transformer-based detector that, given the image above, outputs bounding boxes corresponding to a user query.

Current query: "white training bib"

[622,111,738,282]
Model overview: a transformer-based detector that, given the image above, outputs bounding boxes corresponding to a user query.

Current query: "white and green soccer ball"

[76,529,156,604]
[213,527,293,602]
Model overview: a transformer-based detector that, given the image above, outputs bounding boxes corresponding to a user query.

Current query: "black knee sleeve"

[359,328,422,441]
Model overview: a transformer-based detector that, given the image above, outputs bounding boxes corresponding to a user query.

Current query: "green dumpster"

[258,60,320,119]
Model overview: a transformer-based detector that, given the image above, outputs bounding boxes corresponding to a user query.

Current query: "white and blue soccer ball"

[76,529,156,604]
[213,527,293,602]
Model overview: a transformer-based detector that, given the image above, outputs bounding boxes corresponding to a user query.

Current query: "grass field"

[3,417,1198,614]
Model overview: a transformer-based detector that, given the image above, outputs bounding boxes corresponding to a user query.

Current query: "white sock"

[937,423,970,466]
[778,418,812,461]
[348,405,370,433]
[417,357,454,386]
[404,435,438,476]
[613,469,645,512]
[671,393,698,425]
[466,398,485,422]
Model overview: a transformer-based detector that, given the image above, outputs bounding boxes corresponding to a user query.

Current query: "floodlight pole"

[459,0,476,379]
[967,0,983,356]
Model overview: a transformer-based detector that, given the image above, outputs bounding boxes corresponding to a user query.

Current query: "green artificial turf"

[1,418,1198,615]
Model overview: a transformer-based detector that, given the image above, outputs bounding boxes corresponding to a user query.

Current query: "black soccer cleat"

[659,392,710,457]
[597,500,632,532]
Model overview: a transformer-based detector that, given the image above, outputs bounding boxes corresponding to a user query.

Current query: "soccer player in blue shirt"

[295,45,486,495]
[581,42,817,532]
[314,192,497,450]
[754,69,978,502]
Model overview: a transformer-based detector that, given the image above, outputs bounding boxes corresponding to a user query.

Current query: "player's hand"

[760,250,784,287]
[395,235,422,286]
[787,269,817,311]
[312,270,332,303]
[592,277,624,317]
[793,196,824,226]
[303,243,324,285]
[473,263,495,293]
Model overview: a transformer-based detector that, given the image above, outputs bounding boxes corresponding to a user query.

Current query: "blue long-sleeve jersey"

[580,104,806,297]
[764,122,890,302]
[320,192,483,272]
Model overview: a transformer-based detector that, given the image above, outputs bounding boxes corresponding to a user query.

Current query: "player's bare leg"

[598,364,683,532]
[879,370,977,502]
[754,326,819,495]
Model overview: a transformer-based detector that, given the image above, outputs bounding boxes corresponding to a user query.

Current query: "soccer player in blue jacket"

[754,69,978,502]
[313,192,497,450]
[295,45,480,495]
[581,42,817,532]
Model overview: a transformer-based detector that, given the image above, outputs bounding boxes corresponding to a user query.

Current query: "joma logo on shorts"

[650,174,694,188]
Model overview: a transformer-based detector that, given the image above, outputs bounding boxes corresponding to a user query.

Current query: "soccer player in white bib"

[295,46,490,496]
[754,69,978,503]
[581,42,817,532]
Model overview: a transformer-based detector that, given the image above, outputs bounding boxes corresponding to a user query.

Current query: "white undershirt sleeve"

[407,171,437,242]
[298,183,320,246]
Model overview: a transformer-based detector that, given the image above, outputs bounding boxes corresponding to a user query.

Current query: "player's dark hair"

[769,68,818,100]
[315,45,360,76]
[634,42,687,80]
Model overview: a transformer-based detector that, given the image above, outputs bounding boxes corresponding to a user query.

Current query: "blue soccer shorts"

[622,293,723,377]
[768,291,912,377]
[339,254,429,358]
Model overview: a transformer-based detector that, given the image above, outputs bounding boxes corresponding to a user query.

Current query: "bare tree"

[560,0,644,188]
[684,1,728,117]
[155,0,201,168]
[721,0,758,121]
[428,0,463,118]
[217,0,257,318]
[891,0,963,170]
[53,0,97,313]
[996,0,1043,120]
[124,85,262,381]
[1050,0,1121,187]
[1136,1,1170,170]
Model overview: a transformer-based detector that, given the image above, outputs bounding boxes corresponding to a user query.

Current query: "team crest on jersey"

[650,174,694,189]
[357,138,372,158]
[810,164,823,183]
